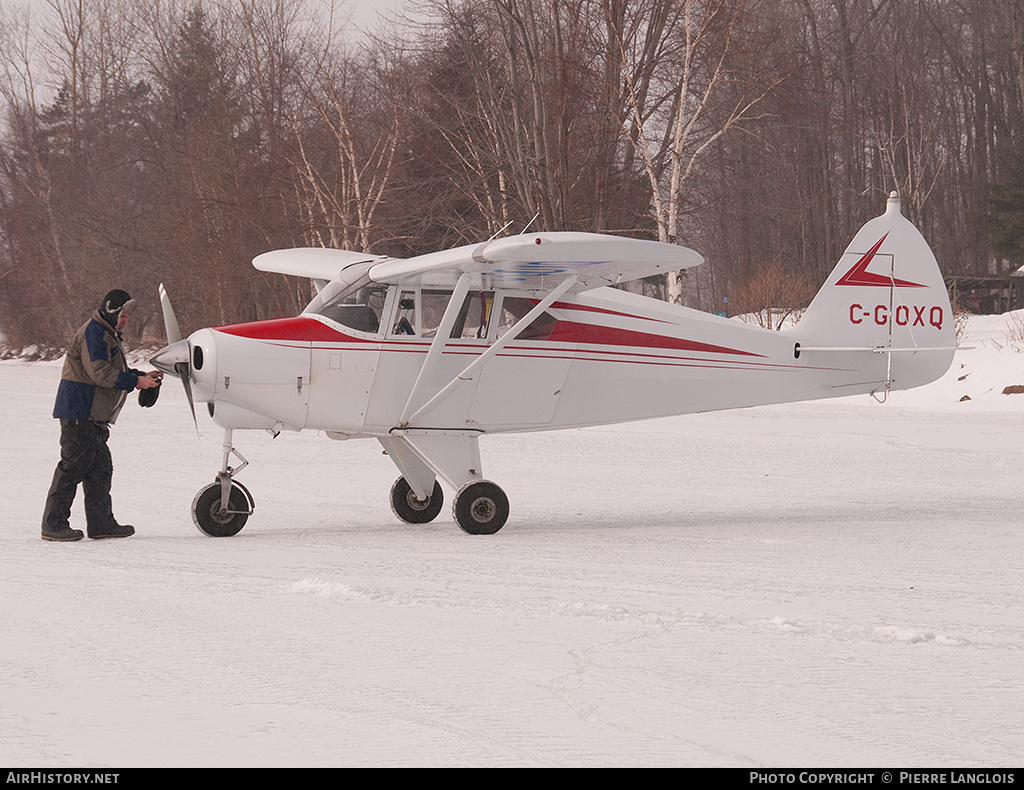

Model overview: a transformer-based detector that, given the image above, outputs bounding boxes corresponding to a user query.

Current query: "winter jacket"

[53,311,143,424]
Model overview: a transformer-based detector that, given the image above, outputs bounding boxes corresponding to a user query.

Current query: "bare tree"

[731,255,816,330]
[3,0,1023,354]
[617,0,790,304]
[291,50,402,253]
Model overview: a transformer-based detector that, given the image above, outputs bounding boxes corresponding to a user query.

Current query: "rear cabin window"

[452,291,495,339]
[497,297,559,341]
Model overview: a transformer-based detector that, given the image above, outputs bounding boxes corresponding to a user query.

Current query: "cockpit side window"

[388,289,456,338]
[420,290,451,338]
[392,291,416,335]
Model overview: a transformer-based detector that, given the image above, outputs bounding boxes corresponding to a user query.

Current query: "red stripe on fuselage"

[213,316,372,343]
[547,301,673,324]
[214,315,759,358]
[546,321,762,357]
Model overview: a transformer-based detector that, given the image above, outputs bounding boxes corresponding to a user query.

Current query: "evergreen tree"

[980,127,1024,268]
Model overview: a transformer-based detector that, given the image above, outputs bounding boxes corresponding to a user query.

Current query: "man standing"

[41,290,162,542]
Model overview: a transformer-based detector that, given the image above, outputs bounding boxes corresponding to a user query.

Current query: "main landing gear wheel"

[192,481,253,537]
[453,480,509,535]
[390,477,444,524]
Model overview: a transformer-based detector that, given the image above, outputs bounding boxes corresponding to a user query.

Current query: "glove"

[138,379,161,407]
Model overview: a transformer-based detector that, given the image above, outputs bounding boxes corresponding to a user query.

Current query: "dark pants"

[42,419,116,533]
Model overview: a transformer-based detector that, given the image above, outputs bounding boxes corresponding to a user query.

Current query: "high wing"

[252,233,702,293]
[368,232,703,292]
[253,248,384,282]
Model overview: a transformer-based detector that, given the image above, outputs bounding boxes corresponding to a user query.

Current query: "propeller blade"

[159,283,182,345]
[153,285,198,437]
[174,360,200,437]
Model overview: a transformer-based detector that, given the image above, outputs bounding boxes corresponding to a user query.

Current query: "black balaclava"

[98,289,136,328]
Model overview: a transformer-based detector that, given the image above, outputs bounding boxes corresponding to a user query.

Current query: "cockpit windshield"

[303,263,387,334]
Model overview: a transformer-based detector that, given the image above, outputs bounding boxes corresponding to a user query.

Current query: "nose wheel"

[192,429,255,537]
[192,477,254,537]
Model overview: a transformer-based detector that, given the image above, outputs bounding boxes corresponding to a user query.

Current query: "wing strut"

[398,273,473,426]
[401,274,579,427]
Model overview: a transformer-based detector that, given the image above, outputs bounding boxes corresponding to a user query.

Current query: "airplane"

[151,192,957,536]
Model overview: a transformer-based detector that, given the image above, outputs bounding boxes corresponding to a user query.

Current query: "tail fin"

[791,192,954,393]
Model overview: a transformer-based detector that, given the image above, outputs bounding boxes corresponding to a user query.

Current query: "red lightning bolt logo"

[835,234,925,288]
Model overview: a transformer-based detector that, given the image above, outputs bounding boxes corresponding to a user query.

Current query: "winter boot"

[42,525,85,541]
[87,523,135,540]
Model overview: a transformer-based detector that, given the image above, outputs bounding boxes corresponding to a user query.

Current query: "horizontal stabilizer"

[795,345,961,354]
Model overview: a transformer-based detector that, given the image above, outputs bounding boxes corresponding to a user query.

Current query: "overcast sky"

[16,0,405,31]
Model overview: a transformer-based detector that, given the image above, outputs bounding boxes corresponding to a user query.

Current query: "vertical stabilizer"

[790,193,954,392]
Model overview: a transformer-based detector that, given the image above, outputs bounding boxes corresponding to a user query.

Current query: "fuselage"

[181,269,904,438]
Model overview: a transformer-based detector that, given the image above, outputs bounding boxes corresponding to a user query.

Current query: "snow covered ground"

[2,313,1023,767]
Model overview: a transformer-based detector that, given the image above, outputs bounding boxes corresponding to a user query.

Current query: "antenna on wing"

[485,220,515,242]
[485,212,541,243]
[520,212,541,234]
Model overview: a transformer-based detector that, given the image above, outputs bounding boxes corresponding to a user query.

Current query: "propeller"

[151,283,199,436]
[159,282,182,344]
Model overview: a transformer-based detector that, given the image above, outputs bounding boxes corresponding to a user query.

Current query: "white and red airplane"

[152,192,956,536]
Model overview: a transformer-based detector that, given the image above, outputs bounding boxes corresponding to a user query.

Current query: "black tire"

[390,477,444,524]
[453,481,509,535]
[192,482,251,537]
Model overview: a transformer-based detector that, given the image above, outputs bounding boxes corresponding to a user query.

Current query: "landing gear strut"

[380,434,510,534]
[192,429,255,537]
